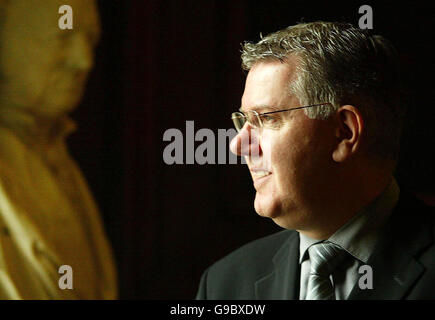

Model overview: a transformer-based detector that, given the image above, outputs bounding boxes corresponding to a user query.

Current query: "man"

[196,22,435,299]
[0,0,117,299]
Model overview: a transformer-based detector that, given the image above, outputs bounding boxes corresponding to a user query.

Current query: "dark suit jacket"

[196,192,435,299]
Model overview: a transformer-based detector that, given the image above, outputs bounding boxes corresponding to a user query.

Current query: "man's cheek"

[260,134,275,167]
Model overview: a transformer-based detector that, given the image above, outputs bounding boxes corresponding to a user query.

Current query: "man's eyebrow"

[240,105,280,113]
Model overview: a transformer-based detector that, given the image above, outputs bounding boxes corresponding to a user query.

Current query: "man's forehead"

[239,104,281,114]
[248,56,299,76]
[241,59,299,113]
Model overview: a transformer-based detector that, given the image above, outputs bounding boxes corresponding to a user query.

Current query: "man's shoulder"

[394,190,435,228]
[207,229,297,278]
[197,229,297,299]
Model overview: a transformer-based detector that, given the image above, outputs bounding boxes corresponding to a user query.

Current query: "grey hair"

[241,21,406,163]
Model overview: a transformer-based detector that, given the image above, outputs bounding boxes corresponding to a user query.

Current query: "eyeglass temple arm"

[230,102,331,119]
[260,102,332,115]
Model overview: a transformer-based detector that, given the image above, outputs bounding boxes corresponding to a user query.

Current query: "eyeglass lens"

[232,111,261,132]
[231,112,245,132]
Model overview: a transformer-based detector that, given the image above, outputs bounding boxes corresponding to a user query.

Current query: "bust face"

[0,0,101,118]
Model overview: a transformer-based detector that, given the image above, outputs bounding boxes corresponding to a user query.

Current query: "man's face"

[230,59,337,231]
[0,0,101,117]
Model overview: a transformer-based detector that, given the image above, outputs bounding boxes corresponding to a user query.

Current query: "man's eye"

[261,115,276,123]
[261,114,282,129]
[262,115,273,121]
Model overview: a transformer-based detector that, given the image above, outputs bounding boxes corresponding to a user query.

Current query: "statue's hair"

[241,21,406,163]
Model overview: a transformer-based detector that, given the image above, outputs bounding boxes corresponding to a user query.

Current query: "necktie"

[305,242,346,300]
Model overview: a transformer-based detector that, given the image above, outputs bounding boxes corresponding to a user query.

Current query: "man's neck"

[300,172,393,240]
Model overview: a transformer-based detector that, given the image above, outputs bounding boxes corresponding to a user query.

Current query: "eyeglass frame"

[231,102,333,132]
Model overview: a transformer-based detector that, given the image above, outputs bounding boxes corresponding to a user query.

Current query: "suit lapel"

[255,232,300,299]
[348,192,432,299]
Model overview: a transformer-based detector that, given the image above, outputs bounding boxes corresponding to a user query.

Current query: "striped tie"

[305,242,346,300]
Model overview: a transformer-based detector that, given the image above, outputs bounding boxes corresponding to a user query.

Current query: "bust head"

[0,0,101,119]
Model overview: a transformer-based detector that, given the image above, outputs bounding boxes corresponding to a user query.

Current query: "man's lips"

[250,169,272,181]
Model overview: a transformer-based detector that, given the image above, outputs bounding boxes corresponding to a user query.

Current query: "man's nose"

[230,124,262,157]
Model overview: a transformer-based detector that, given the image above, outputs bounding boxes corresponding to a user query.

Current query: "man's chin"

[254,194,303,230]
[254,194,281,219]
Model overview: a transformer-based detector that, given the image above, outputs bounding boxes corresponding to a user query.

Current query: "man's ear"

[332,105,364,163]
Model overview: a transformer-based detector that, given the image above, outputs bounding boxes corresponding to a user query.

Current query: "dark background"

[68,0,435,299]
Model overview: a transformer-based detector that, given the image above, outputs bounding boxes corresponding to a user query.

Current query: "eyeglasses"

[231,102,332,132]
